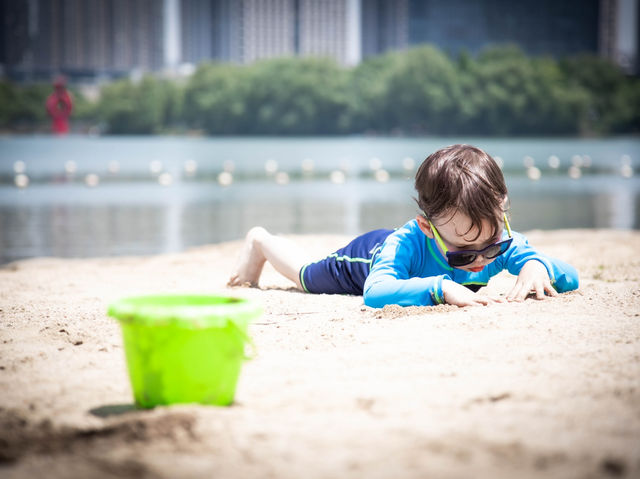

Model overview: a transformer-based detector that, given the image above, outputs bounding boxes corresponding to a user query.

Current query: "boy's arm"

[363,262,448,308]
[363,232,500,308]
[500,232,579,296]
[363,234,448,308]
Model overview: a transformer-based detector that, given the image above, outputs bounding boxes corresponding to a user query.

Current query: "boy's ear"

[416,215,435,238]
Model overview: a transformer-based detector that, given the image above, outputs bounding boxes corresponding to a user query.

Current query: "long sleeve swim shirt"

[363,219,579,308]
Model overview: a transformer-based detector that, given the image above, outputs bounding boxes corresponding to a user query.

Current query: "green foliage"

[0,45,638,136]
[0,81,49,128]
[611,80,640,133]
[349,51,405,132]
[463,45,590,135]
[67,88,97,122]
[384,46,462,134]
[183,58,350,135]
[183,62,250,134]
[560,55,640,134]
[244,58,350,135]
[98,76,172,134]
[0,81,19,128]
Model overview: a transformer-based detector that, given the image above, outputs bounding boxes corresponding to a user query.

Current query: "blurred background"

[0,0,639,264]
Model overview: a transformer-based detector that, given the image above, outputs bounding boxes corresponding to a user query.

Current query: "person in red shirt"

[45,76,73,135]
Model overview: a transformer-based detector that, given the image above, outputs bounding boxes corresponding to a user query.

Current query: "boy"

[228,144,579,307]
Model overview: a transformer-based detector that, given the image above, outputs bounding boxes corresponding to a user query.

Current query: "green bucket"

[108,295,261,408]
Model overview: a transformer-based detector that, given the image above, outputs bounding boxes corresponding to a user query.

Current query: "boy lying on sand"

[229,144,579,308]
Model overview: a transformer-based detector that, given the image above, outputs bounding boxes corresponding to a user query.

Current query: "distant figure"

[46,76,73,135]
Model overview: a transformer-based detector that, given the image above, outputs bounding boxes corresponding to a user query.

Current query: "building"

[0,0,637,82]
[0,0,163,82]
[240,0,296,63]
[297,0,361,65]
[179,0,361,66]
[408,0,600,58]
[361,0,409,59]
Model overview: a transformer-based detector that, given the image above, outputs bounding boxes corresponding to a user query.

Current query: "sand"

[0,229,639,479]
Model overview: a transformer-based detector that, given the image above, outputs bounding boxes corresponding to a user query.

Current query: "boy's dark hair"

[414,144,508,240]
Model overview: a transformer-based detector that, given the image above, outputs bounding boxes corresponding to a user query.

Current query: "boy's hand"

[442,279,503,307]
[507,260,558,302]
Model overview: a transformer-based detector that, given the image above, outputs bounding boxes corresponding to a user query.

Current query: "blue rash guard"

[363,219,579,308]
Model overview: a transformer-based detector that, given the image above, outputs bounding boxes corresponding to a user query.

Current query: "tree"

[349,51,405,132]
[243,57,351,135]
[384,45,461,134]
[183,62,250,134]
[561,55,638,134]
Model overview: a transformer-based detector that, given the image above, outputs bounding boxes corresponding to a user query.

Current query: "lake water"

[1,135,638,264]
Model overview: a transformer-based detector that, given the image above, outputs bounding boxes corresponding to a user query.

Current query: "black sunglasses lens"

[484,245,502,259]
[448,253,476,267]
[448,238,512,266]
[485,240,511,259]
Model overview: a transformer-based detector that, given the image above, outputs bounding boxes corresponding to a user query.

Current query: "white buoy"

[158,172,173,186]
[494,156,504,169]
[218,171,233,186]
[621,164,634,178]
[620,155,631,166]
[402,157,415,171]
[526,166,541,181]
[568,165,582,179]
[571,155,583,168]
[85,173,100,187]
[149,160,163,175]
[223,160,235,173]
[65,160,77,175]
[547,155,560,169]
[369,157,382,171]
[265,159,278,175]
[329,170,346,184]
[275,171,290,185]
[14,174,29,188]
[107,160,120,174]
[184,159,198,176]
[523,156,535,168]
[13,161,26,174]
[301,158,315,174]
[375,169,390,183]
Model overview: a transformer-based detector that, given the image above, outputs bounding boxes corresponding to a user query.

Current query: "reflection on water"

[1,176,638,264]
[0,135,639,264]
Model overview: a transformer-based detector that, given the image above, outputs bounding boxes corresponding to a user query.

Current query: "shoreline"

[1,229,639,478]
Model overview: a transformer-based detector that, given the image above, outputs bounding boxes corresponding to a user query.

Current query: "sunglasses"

[427,214,513,268]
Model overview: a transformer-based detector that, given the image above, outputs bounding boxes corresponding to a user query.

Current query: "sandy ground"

[0,229,639,479]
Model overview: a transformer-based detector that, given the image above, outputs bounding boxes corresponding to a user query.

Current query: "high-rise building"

[613,0,639,72]
[180,0,213,64]
[240,0,296,63]
[361,0,408,59]
[599,0,619,62]
[297,0,356,65]
[0,1,30,72]
[211,0,242,62]
[0,0,637,81]
[408,0,600,58]
[111,0,164,73]
[1,0,163,81]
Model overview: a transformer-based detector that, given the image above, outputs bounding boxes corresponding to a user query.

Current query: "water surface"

[1,135,638,264]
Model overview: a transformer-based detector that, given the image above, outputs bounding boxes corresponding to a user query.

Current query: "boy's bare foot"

[227,227,268,287]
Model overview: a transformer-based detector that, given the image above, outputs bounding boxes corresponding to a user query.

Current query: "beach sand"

[1,229,639,479]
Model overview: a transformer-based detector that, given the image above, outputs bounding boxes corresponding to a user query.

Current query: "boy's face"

[416,210,503,273]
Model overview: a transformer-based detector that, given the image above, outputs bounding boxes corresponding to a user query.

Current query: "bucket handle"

[227,321,257,360]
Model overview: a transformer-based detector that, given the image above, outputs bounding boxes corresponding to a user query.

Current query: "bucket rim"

[108,294,261,329]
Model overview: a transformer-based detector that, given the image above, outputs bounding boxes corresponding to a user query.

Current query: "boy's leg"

[228,227,308,290]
